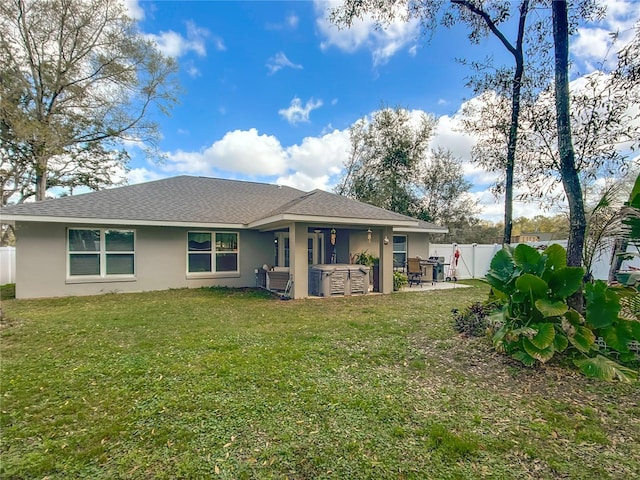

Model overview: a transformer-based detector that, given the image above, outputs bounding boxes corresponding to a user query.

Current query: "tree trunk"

[553,0,586,311]
[35,157,47,201]
[503,55,524,246]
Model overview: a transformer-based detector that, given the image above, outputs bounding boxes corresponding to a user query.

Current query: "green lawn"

[1,282,638,479]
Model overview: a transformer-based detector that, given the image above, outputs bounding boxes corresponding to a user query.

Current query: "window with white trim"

[68,229,135,277]
[187,231,239,274]
[393,235,407,269]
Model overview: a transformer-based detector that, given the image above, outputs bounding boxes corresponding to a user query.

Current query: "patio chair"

[407,257,422,287]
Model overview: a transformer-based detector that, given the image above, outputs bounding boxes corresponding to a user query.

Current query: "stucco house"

[0,176,447,299]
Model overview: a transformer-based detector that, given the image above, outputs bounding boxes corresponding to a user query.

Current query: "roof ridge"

[308,189,418,222]
[261,190,313,218]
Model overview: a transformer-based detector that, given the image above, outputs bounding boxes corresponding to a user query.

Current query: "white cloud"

[276,172,331,192]
[160,97,617,221]
[571,0,640,72]
[127,167,165,185]
[267,52,303,75]
[287,13,300,29]
[212,36,226,52]
[145,20,210,58]
[124,0,144,20]
[266,12,300,30]
[314,0,419,66]
[184,62,201,77]
[287,129,350,179]
[165,129,288,177]
[159,128,350,191]
[278,97,323,125]
[430,114,476,168]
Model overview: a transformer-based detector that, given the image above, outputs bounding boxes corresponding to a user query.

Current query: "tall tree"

[552,0,585,269]
[419,146,479,225]
[335,106,436,218]
[331,0,539,245]
[0,0,179,204]
[450,0,530,246]
[521,71,638,201]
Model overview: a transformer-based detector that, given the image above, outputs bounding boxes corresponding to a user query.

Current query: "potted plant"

[353,250,380,292]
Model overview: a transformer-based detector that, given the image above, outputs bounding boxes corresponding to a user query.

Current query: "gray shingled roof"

[1,176,304,224]
[1,175,445,231]
[264,189,416,223]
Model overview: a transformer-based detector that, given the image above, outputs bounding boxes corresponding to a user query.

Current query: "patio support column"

[379,226,394,294]
[290,222,309,299]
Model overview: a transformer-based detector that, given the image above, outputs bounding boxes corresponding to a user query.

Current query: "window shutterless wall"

[67,228,136,280]
[14,222,275,299]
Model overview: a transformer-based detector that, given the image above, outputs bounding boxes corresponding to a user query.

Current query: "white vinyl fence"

[428,240,637,282]
[428,243,502,280]
[1,246,16,285]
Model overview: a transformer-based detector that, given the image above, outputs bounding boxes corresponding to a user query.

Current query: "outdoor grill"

[427,256,445,282]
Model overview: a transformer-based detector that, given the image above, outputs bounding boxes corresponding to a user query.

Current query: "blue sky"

[123,0,640,221]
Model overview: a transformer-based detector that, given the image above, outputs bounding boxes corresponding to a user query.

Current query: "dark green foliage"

[0,283,15,300]
[486,244,639,381]
[452,302,493,337]
[334,107,435,219]
[621,174,640,242]
[353,250,379,266]
[393,271,408,291]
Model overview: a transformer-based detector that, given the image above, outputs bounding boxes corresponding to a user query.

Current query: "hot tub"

[309,264,370,296]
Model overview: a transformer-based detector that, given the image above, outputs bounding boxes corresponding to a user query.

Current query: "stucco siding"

[406,232,429,259]
[14,222,274,299]
[350,230,430,263]
[349,229,377,261]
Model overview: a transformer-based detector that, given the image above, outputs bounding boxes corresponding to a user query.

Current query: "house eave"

[249,213,419,231]
[394,226,449,234]
[1,214,245,230]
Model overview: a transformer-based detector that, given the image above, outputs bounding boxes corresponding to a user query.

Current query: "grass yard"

[1,282,639,479]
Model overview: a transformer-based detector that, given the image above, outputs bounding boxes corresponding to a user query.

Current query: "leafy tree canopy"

[0,0,180,205]
[335,106,436,219]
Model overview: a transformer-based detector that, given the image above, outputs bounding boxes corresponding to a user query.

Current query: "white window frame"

[275,232,290,267]
[67,228,136,280]
[393,235,407,269]
[187,231,240,277]
[275,231,325,267]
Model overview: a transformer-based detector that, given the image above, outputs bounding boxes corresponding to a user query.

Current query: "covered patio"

[256,218,447,299]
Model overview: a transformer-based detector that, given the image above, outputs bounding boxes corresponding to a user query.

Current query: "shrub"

[353,250,379,267]
[486,244,639,381]
[393,271,408,291]
[452,302,493,337]
[0,283,15,300]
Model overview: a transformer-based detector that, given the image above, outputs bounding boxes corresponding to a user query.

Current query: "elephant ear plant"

[485,244,639,382]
